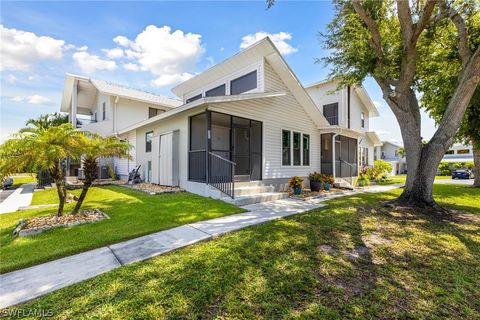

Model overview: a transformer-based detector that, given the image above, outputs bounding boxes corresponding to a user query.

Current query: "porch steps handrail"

[207,152,236,199]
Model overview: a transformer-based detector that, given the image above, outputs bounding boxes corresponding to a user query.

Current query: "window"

[148,107,163,118]
[381,151,385,159]
[360,147,369,166]
[205,84,226,97]
[186,94,202,104]
[457,149,470,154]
[146,161,152,182]
[145,131,153,152]
[282,130,291,166]
[303,134,310,165]
[293,132,301,165]
[323,103,338,125]
[445,150,454,155]
[230,70,257,95]
[282,130,310,166]
[102,102,106,121]
[361,112,365,128]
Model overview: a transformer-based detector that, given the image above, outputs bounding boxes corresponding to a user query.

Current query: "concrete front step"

[234,185,275,196]
[224,192,289,206]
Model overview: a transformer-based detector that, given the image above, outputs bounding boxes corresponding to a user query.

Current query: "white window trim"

[281,128,311,167]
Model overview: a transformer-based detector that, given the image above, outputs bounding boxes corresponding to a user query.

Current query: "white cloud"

[112,25,204,87]
[123,63,140,71]
[11,94,54,105]
[240,31,298,55]
[151,73,193,88]
[72,51,117,74]
[102,47,124,59]
[0,25,67,71]
[6,74,17,84]
[113,35,131,47]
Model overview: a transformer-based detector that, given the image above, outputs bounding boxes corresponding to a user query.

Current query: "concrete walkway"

[0,183,35,214]
[0,184,401,308]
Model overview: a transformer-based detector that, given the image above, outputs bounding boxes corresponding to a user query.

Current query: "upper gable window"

[186,94,202,104]
[230,70,257,95]
[206,84,226,97]
[323,103,338,125]
[361,112,365,128]
[148,107,163,118]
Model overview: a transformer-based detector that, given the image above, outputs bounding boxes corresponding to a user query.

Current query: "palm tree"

[20,112,69,133]
[71,134,131,214]
[0,124,85,216]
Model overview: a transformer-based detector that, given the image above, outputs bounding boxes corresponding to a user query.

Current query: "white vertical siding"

[209,60,320,179]
[115,130,136,177]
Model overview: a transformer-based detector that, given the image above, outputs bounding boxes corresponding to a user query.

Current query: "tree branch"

[430,45,480,148]
[440,1,471,67]
[397,0,414,45]
[352,0,384,62]
[412,0,437,42]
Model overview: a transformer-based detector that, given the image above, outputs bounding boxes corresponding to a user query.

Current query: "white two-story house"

[375,141,407,175]
[61,37,382,204]
[60,74,181,178]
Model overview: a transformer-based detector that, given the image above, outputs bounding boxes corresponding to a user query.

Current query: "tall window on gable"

[293,132,301,165]
[145,131,153,152]
[102,102,106,121]
[230,70,257,95]
[323,103,338,125]
[361,112,365,128]
[282,130,291,166]
[303,134,310,165]
[205,84,226,97]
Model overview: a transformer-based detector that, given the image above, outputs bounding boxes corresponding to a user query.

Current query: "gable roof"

[172,37,329,128]
[305,79,380,117]
[60,74,181,112]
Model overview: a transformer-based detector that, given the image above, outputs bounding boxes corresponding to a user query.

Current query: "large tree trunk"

[473,143,480,188]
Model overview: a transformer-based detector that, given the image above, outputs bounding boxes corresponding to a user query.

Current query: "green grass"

[0,186,244,273]
[10,174,36,189]
[6,184,479,319]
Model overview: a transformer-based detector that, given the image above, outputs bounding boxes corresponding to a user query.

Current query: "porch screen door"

[233,127,250,176]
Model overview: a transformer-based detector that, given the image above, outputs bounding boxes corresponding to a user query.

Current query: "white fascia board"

[117,91,286,135]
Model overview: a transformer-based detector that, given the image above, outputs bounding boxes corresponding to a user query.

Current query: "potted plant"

[288,176,304,195]
[308,171,323,192]
[322,174,334,191]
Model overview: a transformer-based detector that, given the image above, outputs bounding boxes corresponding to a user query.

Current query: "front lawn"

[0,186,244,273]
[377,174,454,185]
[8,184,479,319]
[10,174,36,189]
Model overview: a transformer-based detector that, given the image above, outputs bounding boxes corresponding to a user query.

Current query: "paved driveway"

[435,178,474,185]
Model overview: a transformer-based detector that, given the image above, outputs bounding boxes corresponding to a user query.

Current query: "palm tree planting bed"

[125,183,184,194]
[13,209,109,237]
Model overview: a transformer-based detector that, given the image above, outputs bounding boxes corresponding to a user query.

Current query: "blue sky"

[0,1,436,143]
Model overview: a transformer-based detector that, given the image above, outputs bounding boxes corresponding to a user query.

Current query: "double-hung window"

[282,130,310,166]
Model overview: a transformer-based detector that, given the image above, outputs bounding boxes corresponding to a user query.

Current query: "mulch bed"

[126,183,184,194]
[289,188,351,200]
[13,209,109,237]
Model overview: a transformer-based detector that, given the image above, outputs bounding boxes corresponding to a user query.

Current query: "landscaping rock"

[17,209,109,237]
[125,183,184,194]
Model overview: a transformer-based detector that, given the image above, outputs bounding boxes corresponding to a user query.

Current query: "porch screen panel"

[348,138,358,175]
[321,134,333,175]
[211,112,231,160]
[250,120,262,180]
[189,113,207,181]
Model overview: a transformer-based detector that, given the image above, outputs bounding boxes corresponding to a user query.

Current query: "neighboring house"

[442,143,474,163]
[60,74,181,179]
[375,141,407,175]
[61,38,381,204]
